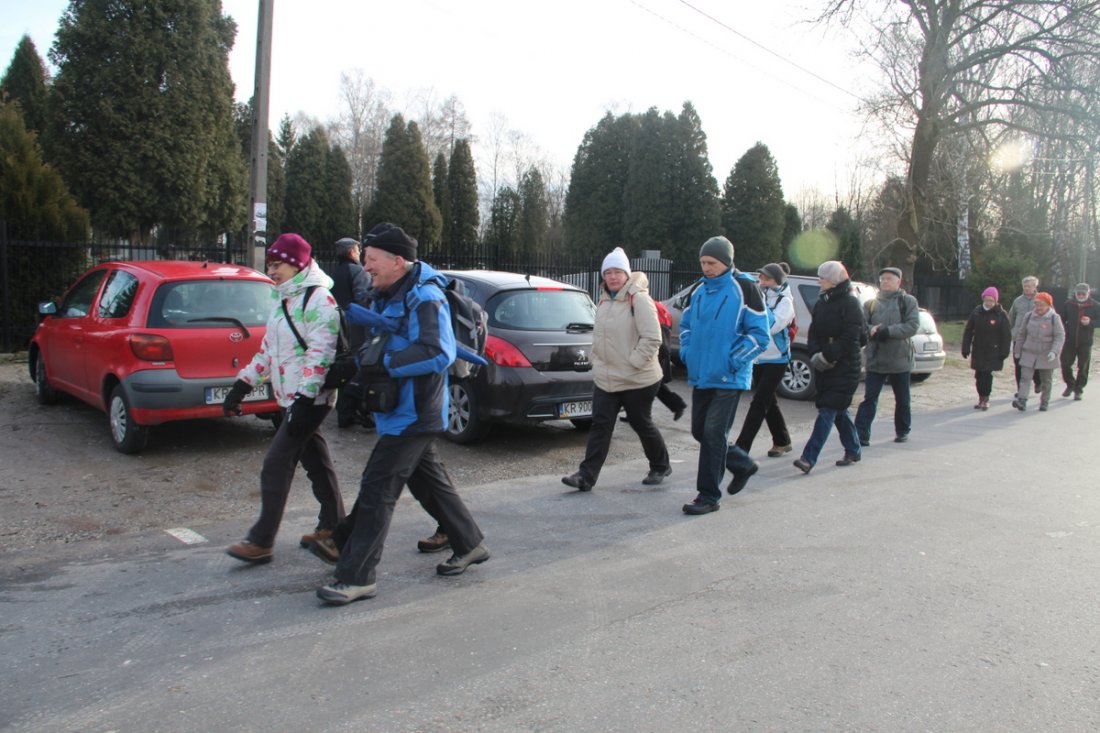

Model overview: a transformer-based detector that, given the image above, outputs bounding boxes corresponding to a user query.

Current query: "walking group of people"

[961,276,1097,412]
[220,226,1096,607]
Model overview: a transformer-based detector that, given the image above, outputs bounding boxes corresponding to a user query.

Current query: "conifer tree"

[721,142,785,270]
[485,185,522,258]
[1,36,49,134]
[432,152,450,245]
[446,138,479,250]
[826,207,865,279]
[667,102,721,263]
[283,127,329,245]
[781,202,802,252]
[563,112,638,256]
[365,114,441,248]
[324,144,356,246]
[518,167,549,256]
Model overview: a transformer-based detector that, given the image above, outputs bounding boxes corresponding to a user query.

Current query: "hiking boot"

[894,434,909,443]
[561,472,593,491]
[308,538,339,565]
[1074,391,1083,401]
[1012,398,1027,412]
[726,461,759,495]
[226,540,273,564]
[437,543,490,576]
[299,527,333,548]
[316,581,377,605]
[417,530,450,553]
[642,467,672,485]
[793,457,813,474]
[1063,386,1074,398]
[835,453,861,466]
[1039,402,1049,412]
[767,444,792,457]
[681,498,720,515]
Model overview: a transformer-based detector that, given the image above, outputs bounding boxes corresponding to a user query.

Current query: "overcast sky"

[2,0,884,196]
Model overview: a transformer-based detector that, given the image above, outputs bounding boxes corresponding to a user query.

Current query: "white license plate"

[923,342,940,352]
[558,400,593,419]
[205,384,271,405]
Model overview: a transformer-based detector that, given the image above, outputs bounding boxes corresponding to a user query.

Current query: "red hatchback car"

[30,260,279,453]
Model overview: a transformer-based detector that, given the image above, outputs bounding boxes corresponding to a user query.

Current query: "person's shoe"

[859,438,871,447]
[767,443,792,457]
[1063,386,1074,398]
[973,401,983,409]
[726,461,759,495]
[308,538,339,565]
[979,398,989,411]
[793,457,813,474]
[1074,391,1083,401]
[561,472,593,491]
[299,527,333,548]
[226,540,273,564]
[643,467,672,485]
[681,499,719,515]
[835,453,861,467]
[417,530,450,553]
[437,543,490,576]
[1039,402,1049,412]
[673,405,686,421]
[894,434,909,443]
[1012,398,1027,412]
[316,581,377,605]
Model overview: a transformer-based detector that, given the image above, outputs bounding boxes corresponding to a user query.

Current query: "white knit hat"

[817,260,849,285]
[601,247,631,276]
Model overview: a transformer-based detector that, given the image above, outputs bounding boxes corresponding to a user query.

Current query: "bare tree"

[329,70,391,237]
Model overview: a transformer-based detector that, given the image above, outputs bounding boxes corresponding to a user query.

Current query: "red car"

[30,260,279,453]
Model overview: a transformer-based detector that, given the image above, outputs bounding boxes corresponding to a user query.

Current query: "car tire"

[444,379,491,445]
[108,384,149,454]
[35,352,59,405]
[910,372,931,383]
[570,418,593,431]
[778,350,816,401]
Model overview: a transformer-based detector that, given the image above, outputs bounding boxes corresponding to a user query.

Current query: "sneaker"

[226,540,273,564]
[767,444,792,457]
[316,581,377,605]
[894,434,909,443]
[793,457,813,474]
[726,461,759,495]
[561,472,593,491]
[1063,386,1074,398]
[308,538,339,565]
[835,453,861,466]
[417,530,450,553]
[681,499,719,515]
[437,543,490,576]
[642,467,672,485]
[299,527,333,548]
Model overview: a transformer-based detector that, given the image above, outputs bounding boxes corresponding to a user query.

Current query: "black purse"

[345,333,399,413]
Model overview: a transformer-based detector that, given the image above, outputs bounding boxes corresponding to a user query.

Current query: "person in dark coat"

[960,286,1012,411]
[1060,282,1099,400]
[331,238,374,429]
[793,261,864,474]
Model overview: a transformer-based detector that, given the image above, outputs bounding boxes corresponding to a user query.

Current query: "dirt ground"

[2,342,1091,553]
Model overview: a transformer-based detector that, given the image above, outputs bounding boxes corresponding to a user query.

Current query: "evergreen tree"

[283,126,329,245]
[276,114,295,162]
[485,185,522,258]
[365,114,441,248]
[781,202,802,253]
[563,112,637,256]
[45,0,246,244]
[518,167,549,257]
[622,108,674,251]
[667,102,721,263]
[826,206,865,279]
[1,35,49,134]
[323,143,356,246]
[721,142,785,270]
[446,138,479,250]
[432,151,450,245]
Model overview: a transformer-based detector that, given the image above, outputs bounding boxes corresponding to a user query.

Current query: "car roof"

[99,260,271,284]
[441,269,586,292]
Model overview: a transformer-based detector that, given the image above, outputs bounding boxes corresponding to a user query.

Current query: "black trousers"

[656,383,688,414]
[577,381,669,486]
[735,362,791,453]
[247,404,344,547]
[974,370,994,398]
[1061,339,1092,393]
[335,433,484,587]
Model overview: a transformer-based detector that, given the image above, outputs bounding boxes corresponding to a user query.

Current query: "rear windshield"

[147,280,273,328]
[486,289,596,331]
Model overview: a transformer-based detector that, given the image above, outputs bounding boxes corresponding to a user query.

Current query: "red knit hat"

[1034,292,1053,307]
[266,233,312,268]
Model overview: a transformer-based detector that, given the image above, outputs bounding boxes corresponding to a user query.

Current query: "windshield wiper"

[186,317,252,339]
[565,322,594,332]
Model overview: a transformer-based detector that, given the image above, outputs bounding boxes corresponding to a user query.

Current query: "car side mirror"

[38,301,58,316]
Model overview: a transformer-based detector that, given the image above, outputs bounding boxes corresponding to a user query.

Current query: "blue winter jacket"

[365,261,456,436]
[679,269,770,390]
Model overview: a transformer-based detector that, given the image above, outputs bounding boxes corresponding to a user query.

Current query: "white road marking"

[164,527,208,545]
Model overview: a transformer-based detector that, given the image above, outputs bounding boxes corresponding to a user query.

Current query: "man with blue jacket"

[316,225,489,605]
[678,236,770,515]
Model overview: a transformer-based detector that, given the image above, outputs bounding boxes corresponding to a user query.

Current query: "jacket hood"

[600,270,650,302]
[274,261,334,299]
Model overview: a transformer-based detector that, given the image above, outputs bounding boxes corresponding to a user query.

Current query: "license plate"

[205,384,271,405]
[923,342,940,352]
[558,400,592,419]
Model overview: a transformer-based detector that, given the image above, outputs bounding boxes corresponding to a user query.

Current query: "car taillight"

[484,334,531,367]
[130,334,174,361]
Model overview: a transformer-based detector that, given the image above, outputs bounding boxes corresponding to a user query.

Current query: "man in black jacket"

[1060,283,1099,400]
[331,237,373,428]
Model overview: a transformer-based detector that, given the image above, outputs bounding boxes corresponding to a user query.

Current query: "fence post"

[0,221,9,352]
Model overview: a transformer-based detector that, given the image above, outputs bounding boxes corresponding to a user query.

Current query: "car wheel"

[910,372,931,383]
[570,418,593,431]
[108,384,149,454]
[778,351,816,401]
[35,352,59,405]
[444,379,491,444]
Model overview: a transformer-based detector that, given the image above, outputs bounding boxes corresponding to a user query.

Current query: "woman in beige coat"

[562,247,671,491]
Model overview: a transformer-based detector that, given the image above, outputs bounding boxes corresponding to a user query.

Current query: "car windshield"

[147,280,273,328]
[917,310,937,334]
[486,289,596,330]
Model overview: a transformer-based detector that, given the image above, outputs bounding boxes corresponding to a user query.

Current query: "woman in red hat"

[1011,291,1065,412]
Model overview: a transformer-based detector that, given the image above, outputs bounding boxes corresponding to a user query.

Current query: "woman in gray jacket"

[1011,291,1066,412]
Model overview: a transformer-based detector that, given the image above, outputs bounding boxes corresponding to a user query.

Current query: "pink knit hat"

[266,233,312,268]
[981,286,999,300]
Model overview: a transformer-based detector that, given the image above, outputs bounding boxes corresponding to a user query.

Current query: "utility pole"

[1084,154,1095,285]
[249,0,274,271]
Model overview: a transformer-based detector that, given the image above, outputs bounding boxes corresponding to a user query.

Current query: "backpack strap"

[281,285,319,352]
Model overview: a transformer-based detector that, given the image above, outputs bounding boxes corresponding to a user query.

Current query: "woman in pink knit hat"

[960,286,1013,410]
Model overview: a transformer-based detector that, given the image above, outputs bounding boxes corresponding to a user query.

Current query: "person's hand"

[728,355,746,373]
[1081,315,1090,326]
[810,352,835,371]
[961,349,970,360]
[285,393,316,438]
[222,379,251,417]
[1047,351,1056,362]
[873,327,890,342]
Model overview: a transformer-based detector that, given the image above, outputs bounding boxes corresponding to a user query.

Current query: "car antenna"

[525,273,532,285]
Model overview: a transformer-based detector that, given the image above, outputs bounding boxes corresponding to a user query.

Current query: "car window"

[487,289,596,330]
[97,270,139,319]
[798,283,820,310]
[917,310,937,334]
[60,270,108,318]
[147,280,274,328]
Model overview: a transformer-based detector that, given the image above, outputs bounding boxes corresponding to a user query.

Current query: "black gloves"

[285,393,316,438]
[873,327,890,342]
[222,379,252,416]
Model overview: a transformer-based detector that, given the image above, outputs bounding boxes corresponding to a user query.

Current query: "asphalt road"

[2,362,1099,731]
